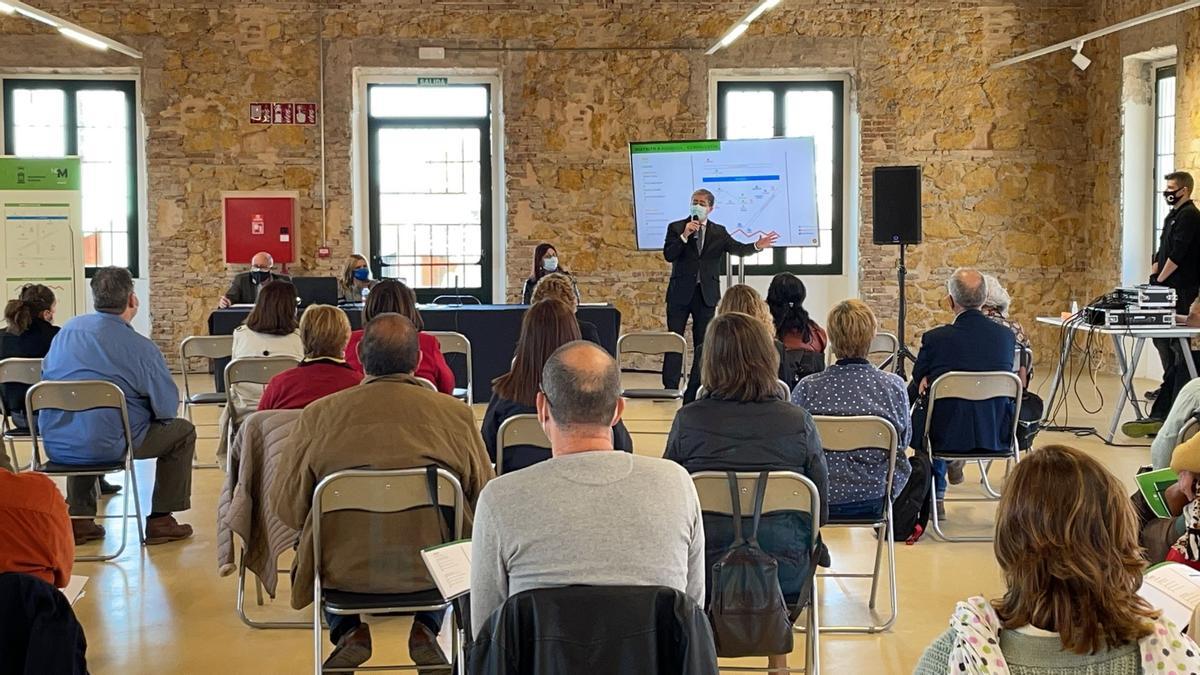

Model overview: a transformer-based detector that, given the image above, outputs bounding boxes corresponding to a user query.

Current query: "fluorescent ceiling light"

[0,3,15,14]
[15,6,57,27]
[720,23,749,48]
[59,27,108,51]
[706,0,784,55]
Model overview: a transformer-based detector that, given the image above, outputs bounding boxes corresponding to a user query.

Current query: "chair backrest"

[496,414,550,475]
[1013,345,1032,373]
[1181,416,1200,447]
[427,331,473,400]
[26,380,134,466]
[777,379,791,399]
[0,357,42,420]
[431,295,481,305]
[224,356,299,387]
[415,376,438,392]
[179,335,234,400]
[311,468,466,592]
[691,471,821,545]
[617,332,687,382]
[924,371,1023,454]
[868,332,899,368]
[811,415,899,503]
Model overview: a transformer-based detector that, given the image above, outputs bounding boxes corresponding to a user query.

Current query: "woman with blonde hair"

[792,299,912,520]
[338,254,372,303]
[665,311,828,673]
[258,304,363,411]
[532,272,600,345]
[916,444,1200,674]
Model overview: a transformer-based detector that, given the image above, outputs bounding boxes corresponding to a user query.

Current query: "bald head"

[359,313,420,377]
[251,252,274,269]
[947,267,986,310]
[541,341,621,428]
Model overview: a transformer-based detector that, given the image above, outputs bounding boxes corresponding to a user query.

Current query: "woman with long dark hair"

[767,273,828,385]
[1,284,59,430]
[521,243,579,305]
[343,279,455,393]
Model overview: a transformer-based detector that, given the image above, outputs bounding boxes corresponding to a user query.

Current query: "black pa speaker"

[872,166,922,245]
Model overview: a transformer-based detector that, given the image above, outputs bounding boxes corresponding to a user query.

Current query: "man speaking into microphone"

[662,188,779,402]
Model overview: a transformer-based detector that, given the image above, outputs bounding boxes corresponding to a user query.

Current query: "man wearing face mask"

[662,188,779,402]
[1128,172,1200,435]
[218,251,291,308]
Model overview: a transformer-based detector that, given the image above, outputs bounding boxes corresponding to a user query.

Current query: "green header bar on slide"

[631,141,721,154]
[0,157,81,190]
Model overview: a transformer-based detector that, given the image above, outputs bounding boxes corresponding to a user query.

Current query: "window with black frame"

[716,80,844,275]
[367,83,493,303]
[2,79,139,276]
[1154,65,1177,249]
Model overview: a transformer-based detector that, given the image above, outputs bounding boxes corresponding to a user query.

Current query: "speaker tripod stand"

[891,244,918,379]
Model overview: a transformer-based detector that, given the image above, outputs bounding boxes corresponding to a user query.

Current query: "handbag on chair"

[706,471,794,658]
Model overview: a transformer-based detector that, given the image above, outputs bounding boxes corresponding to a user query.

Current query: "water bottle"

[1070,299,1079,315]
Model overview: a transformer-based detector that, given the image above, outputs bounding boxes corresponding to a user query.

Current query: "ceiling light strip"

[706,0,783,56]
[3,0,141,59]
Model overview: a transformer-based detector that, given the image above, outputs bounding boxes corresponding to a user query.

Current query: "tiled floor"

[14,369,1153,674]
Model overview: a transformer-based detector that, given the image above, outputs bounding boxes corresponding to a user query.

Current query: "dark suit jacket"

[223,272,291,305]
[663,218,758,307]
[909,309,1017,454]
[1155,200,1200,295]
[578,319,601,346]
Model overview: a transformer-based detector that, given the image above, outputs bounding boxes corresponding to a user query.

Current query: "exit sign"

[417,77,448,86]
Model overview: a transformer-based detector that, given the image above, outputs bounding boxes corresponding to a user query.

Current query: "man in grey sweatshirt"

[470,340,706,635]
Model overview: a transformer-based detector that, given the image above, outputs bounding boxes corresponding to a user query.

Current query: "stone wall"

[0,0,1098,365]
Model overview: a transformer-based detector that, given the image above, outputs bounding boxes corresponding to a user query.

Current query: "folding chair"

[415,376,438,392]
[924,371,1023,542]
[27,380,145,562]
[312,468,466,674]
[427,331,473,404]
[224,356,299,432]
[431,295,480,305]
[179,335,233,469]
[691,471,821,674]
[0,357,41,470]
[868,332,899,369]
[1180,416,1200,446]
[495,413,549,476]
[811,415,899,633]
[617,331,687,401]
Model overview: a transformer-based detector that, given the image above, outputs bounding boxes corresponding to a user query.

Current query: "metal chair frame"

[691,471,821,674]
[868,332,900,370]
[312,468,466,674]
[1180,416,1200,446]
[923,371,1023,543]
[495,414,549,476]
[179,335,233,469]
[427,331,473,405]
[811,415,899,633]
[27,380,146,562]
[0,357,41,470]
[224,355,300,431]
[617,332,688,401]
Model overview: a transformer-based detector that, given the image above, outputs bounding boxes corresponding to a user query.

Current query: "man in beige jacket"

[272,313,494,672]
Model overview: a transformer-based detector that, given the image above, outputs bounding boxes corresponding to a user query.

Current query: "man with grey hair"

[40,266,196,545]
[909,267,1017,516]
[470,340,705,635]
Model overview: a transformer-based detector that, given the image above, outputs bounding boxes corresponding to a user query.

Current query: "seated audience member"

[1137,431,1200,567]
[1,284,59,432]
[471,341,704,636]
[219,280,304,461]
[665,312,827,672]
[257,305,362,411]
[482,299,633,473]
[916,444,1200,674]
[521,242,579,305]
[532,272,600,345]
[767,273,828,386]
[40,267,195,545]
[0,468,72,588]
[218,251,290,308]
[792,300,911,520]
[272,313,494,672]
[718,284,787,383]
[338,253,372,303]
[1150,374,1200,469]
[910,267,1016,510]
[982,273,1032,385]
[345,280,455,394]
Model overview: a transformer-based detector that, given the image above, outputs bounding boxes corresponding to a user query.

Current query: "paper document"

[60,575,88,606]
[421,539,471,600]
[1140,563,1200,628]
[1138,468,1180,519]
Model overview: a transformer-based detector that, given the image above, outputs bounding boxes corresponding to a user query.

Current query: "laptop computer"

[292,276,340,307]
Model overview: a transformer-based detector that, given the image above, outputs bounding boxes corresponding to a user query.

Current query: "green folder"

[1138,468,1180,519]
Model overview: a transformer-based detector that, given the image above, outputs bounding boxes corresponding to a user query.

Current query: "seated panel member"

[218,251,290,308]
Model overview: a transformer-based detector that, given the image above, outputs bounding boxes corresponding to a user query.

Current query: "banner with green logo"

[0,157,81,190]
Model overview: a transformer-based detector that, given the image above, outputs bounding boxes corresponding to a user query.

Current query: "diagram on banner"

[5,205,74,276]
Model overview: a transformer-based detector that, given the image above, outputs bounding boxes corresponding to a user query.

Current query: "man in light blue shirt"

[40,267,195,546]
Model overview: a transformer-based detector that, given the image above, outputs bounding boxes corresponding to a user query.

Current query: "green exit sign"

[417,77,448,86]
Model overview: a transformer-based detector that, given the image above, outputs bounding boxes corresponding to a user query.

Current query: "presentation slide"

[629,137,820,251]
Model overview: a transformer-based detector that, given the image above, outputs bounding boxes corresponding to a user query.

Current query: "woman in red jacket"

[258,304,363,411]
[344,280,455,394]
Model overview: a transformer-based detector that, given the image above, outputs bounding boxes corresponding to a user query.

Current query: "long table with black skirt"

[206,303,622,402]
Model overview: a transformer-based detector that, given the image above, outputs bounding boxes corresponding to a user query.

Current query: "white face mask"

[543,256,559,272]
[689,204,707,220]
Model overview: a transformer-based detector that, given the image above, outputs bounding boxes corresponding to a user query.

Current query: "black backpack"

[890,453,932,543]
[707,472,795,658]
